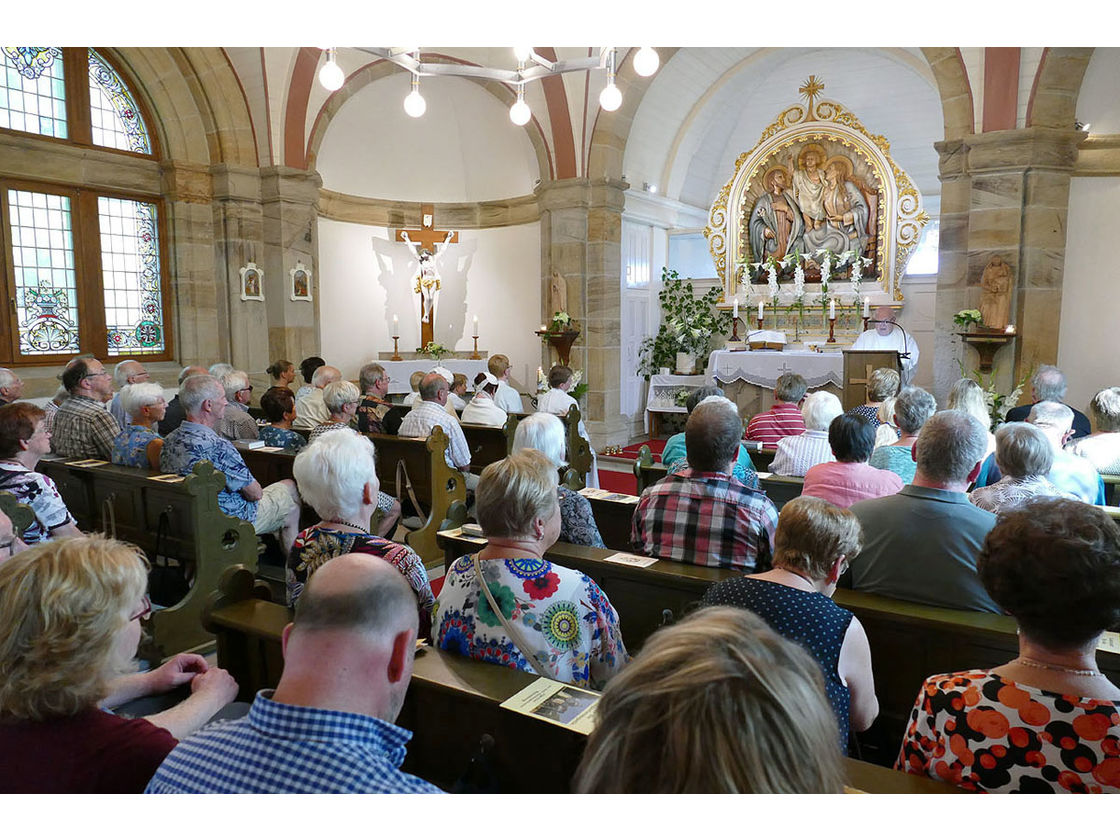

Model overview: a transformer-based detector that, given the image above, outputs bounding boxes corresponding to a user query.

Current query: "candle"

[732,299,739,320]
[473,315,479,334]
[862,296,870,318]
[539,323,547,332]
[392,314,398,334]
[1005,324,1015,334]
[758,301,764,320]
[829,298,836,320]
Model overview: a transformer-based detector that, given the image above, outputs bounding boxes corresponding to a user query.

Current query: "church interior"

[2,24,1120,803]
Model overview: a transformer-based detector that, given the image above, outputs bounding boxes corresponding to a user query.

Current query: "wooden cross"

[848,363,876,402]
[396,204,459,347]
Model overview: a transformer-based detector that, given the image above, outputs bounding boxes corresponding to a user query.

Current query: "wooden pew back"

[461,415,519,471]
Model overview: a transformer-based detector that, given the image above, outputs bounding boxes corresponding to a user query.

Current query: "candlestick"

[391,336,402,362]
[729,316,741,343]
[470,336,482,360]
[827,316,836,344]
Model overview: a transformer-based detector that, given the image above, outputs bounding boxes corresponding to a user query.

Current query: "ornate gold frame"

[704,78,928,301]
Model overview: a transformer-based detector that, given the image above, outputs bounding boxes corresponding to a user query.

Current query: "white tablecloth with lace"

[644,374,711,435]
[707,349,844,390]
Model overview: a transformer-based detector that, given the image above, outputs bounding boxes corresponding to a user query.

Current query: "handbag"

[472,553,552,678]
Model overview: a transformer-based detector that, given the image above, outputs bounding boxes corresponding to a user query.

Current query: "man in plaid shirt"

[633,397,778,571]
[52,357,121,460]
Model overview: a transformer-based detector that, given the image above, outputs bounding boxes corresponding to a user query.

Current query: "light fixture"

[403,71,426,118]
[513,46,533,63]
[510,84,531,125]
[599,48,621,112]
[642,182,657,193]
[633,47,659,77]
[318,48,344,92]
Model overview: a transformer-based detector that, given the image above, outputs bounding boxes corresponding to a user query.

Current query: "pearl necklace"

[1013,656,1102,677]
[325,519,370,535]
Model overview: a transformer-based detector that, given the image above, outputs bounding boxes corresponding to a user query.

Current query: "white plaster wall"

[318,218,542,391]
[1057,177,1120,416]
[1077,47,1120,134]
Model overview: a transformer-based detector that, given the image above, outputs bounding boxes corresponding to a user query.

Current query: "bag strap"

[472,553,551,678]
[395,458,426,521]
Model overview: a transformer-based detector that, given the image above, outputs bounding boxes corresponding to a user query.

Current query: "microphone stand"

[867,320,915,383]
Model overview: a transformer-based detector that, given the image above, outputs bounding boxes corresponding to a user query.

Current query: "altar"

[374,358,491,395]
[707,348,844,421]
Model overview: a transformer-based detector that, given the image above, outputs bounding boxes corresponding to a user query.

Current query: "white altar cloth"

[378,359,490,394]
[707,348,844,390]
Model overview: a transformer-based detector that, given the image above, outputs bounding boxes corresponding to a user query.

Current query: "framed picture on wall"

[239,262,264,301]
[290,262,312,302]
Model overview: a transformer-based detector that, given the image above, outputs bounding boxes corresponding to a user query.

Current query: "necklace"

[1013,656,1102,677]
[325,519,370,535]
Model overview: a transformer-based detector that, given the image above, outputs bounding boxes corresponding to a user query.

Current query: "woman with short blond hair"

[574,606,846,793]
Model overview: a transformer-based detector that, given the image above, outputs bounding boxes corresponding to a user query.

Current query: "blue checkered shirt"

[145,690,442,794]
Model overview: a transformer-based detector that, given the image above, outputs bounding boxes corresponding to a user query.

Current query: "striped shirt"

[631,468,777,571]
[145,690,442,794]
[770,430,835,477]
[745,402,805,446]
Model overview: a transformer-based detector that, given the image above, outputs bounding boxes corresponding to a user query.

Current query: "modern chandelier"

[316,47,661,123]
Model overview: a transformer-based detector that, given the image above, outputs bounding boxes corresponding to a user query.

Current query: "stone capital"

[160,160,212,204]
[209,164,263,203]
[535,177,628,213]
[259,166,323,207]
[962,127,1086,174]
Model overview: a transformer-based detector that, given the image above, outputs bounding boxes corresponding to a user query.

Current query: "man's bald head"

[311,365,341,389]
[419,372,449,403]
[292,553,418,640]
[873,306,896,336]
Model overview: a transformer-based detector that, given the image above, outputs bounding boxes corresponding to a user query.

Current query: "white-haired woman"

[435,450,627,689]
[1068,386,1120,474]
[770,391,844,477]
[290,430,429,630]
[309,380,361,442]
[513,412,605,548]
[111,382,167,469]
[968,422,1077,514]
[948,377,996,459]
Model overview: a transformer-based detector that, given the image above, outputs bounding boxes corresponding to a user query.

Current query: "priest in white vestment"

[851,306,920,382]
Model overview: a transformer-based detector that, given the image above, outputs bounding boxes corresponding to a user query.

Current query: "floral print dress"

[435,554,628,689]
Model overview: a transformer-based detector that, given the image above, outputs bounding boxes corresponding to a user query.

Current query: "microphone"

[868,320,913,360]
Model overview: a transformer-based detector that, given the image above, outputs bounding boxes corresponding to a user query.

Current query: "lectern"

[842,350,900,410]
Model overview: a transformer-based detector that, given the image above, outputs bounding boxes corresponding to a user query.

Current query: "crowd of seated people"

[2,351,1119,796]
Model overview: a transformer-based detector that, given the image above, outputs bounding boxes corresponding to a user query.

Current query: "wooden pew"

[0,489,36,537]
[37,457,258,661]
[435,530,1120,764]
[202,564,960,794]
[560,405,592,489]
[758,472,804,510]
[1102,473,1120,507]
[461,414,519,471]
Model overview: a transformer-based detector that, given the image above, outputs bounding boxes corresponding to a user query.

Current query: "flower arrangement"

[959,365,1029,429]
[537,367,587,400]
[673,387,692,407]
[637,268,733,379]
[546,311,575,332]
[953,309,983,330]
[421,341,450,360]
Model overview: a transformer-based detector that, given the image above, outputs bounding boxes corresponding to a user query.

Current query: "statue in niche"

[749,166,804,262]
[550,271,569,317]
[979,256,1013,330]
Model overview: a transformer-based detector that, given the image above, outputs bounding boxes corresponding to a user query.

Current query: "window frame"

[0,48,173,366]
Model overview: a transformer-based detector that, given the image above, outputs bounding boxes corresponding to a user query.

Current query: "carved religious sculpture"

[979,256,1013,330]
[396,204,458,347]
[749,166,804,262]
[549,271,569,317]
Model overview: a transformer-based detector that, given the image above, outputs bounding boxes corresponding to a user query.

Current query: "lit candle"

[539,323,547,332]
[829,298,836,320]
[1005,324,1015,334]
[862,296,870,318]
[758,301,764,320]
[732,299,739,320]
[392,314,399,334]
[473,315,479,335]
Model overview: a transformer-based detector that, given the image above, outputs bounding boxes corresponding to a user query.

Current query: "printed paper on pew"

[500,677,600,735]
[68,459,109,467]
[1098,632,1120,654]
[149,474,186,483]
[579,488,639,503]
[436,527,487,545]
[601,552,658,568]
[256,446,284,453]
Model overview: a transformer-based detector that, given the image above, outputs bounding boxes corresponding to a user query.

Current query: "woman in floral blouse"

[512,412,605,548]
[289,429,432,636]
[435,449,628,689]
[111,382,166,470]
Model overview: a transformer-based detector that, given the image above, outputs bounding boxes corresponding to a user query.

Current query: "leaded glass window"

[99,196,164,355]
[88,49,150,154]
[8,188,81,355]
[0,48,68,139]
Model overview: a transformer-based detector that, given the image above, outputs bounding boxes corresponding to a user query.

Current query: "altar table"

[706,347,844,421]
[644,374,712,436]
[378,359,491,395]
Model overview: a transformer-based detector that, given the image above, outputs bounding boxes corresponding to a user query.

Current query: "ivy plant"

[637,268,733,380]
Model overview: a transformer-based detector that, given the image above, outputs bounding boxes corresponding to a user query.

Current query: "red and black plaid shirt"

[631,469,778,571]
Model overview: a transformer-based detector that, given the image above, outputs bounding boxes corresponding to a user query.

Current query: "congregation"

[0,350,1118,797]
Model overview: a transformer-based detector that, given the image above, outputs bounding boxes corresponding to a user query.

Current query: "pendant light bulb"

[318,48,344,92]
[513,46,533,63]
[510,88,531,126]
[403,74,426,118]
[599,82,622,112]
[633,47,660,77]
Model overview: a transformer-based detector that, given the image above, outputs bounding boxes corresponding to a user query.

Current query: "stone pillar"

[536,177,629,444]
[933,127,1083,400]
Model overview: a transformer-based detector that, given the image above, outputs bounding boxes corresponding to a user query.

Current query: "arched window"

[0,47,171,364]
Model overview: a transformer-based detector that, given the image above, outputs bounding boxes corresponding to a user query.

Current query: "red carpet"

[608,438,666,461]
[598,469,637,495]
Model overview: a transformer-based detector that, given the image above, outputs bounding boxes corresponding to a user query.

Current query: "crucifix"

[396,203,459,348]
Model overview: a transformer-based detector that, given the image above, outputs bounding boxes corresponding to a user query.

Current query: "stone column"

[536,177,629,445]
[932,127,1083,400]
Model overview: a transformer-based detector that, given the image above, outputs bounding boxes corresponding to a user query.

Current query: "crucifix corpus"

[396,203,459,348]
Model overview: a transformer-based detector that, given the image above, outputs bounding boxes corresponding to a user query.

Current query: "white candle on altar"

[473,315,479,335]
[732,299,739,319]
[392,314,399,334]
[862,296,870,318]
[758,301,764,320]
[829,298,836,320]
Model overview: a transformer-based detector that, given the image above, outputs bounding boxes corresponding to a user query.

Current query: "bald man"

[146,554,442,793]
[398,372,474,478]
[292,364,340,431]
[851,306,919,382]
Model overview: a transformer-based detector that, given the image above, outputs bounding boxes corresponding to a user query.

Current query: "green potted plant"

[637,268,733,379]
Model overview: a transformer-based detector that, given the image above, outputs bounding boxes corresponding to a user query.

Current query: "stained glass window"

[0,48,68,139]
[8,189,81,356]
[99,197,164,355]
[88,49,150,154]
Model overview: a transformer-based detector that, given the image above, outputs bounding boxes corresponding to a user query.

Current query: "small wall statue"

[979,257,1013,330]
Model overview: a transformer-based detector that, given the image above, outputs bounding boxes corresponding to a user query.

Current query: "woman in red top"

[0,536,237,793]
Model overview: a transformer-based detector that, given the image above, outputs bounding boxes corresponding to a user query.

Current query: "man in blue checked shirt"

[146,553,442,793]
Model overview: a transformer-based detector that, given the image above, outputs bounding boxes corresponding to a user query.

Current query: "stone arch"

[1026,47,1095,129]
[304,54,552,186]
[919,47,974,141]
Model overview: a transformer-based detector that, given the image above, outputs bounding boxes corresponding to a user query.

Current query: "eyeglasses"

[239,385,254,393]
[129,595,152,622]
[85,370,111,379]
